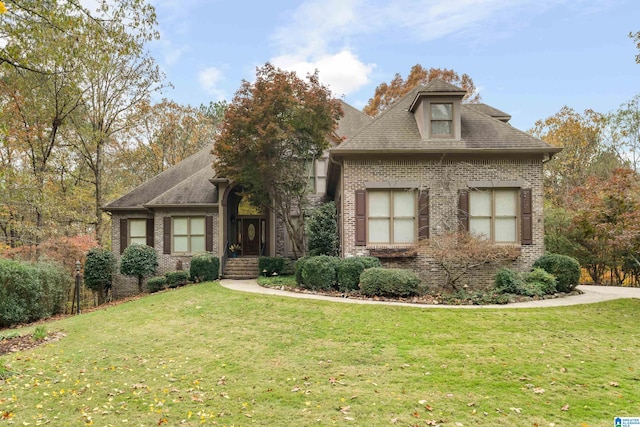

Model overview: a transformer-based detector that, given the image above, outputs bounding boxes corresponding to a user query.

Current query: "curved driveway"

[219,279,640,309]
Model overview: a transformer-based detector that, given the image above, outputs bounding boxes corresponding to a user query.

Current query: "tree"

[214,63,343,257]
[84,247,116,304]
[119,244,158,293]
[606,95,640,172]
[363,65,481,117]
[631,31,640,64]
[307,201,338,256]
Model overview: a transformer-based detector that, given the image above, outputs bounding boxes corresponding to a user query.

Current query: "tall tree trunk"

[94,140,104,245]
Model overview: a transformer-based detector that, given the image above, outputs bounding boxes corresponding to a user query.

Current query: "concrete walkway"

[219,279,640,309]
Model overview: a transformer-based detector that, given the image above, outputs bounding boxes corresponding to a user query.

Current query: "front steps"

[223,257,260,279]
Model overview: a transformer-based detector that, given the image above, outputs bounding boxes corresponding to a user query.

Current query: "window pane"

[316,177,326,193]
[470,218,491,239]
[495,190,517,216]
[130,237,146,246]
[431,120,452,135]
[369,218,390,243]
[174,218,188,235]
[394,218,415,243]
[369,192,390,217]
[190,217,205,235]
[190,236,205,253]
[495,218,517,243]
[393,191,415,217]
[431,103,452,119]
[308,177,315,192]
[130,219,146,238]
[174,236,188,252]
[315,158,327,177]
[469,191,491,216]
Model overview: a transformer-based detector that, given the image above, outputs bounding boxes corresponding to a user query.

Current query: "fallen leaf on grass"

[510,407,521,414]
[532,387,545,394]
[609,381,619,387]
[561,404,570,411]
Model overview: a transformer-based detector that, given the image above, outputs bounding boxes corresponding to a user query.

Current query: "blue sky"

[147,0,639,132]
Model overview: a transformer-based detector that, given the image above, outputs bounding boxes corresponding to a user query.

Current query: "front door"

[242,218,260,255]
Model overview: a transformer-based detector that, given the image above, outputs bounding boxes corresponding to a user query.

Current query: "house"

[104,79,560,297]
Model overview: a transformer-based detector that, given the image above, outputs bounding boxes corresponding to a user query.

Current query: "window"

[469,189,518,243]
[129,219,147,246]
[305,158,328,194]
[173,217,205,253]
[430,103,453,136]
[368,190,416,244]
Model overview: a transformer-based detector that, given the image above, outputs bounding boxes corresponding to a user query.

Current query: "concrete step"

[223,257,260,279]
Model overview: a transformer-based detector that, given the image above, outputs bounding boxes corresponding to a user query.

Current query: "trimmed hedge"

[359,256,381,269]
[147,276,167,293]
[336,258,365,292]
[84,247,116,295]
[259,256,285,276]
[165,271,188,288]
[189,253,219,282]
[533,253,580,293]
[294,256,310,285]
[359,268,420,297]
[0,259,71,328]
[494,267,557,297]
[300,255,340,291]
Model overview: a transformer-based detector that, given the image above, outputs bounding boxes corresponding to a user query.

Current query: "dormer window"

[430,103,453,136]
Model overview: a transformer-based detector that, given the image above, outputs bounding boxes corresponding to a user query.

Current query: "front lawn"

[1,282,638,426]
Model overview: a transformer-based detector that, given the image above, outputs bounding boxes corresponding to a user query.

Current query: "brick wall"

[341,156,545,289]
[111,208,219,298]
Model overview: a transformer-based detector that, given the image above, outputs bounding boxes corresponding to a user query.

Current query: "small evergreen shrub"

[259,256,285,276]
[301,256,340,291]
[526,268,557,295]
[533,253,581,293]
[337,258,365,292]
[165,271,188,288]
[307,202,339,256]
[281,258,295,275]
[359,268,420,297]
[358,256,381,269]
[119,244,158,293]
[189,253,219,282]
[294,256,310,285]
[494,268,524,294]
[84,247,116,302]
[146,276,167,293]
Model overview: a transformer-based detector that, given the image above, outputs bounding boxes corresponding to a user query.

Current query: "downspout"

[329,154,344,257]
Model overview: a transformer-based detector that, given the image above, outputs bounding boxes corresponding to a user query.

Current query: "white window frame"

[172,217,206,254]
[429,102,454,137]
[367,189,417,245]
[128,219,147,246]
[469,189,519,243]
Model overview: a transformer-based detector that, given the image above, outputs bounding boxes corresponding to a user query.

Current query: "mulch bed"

[0,332,66,356]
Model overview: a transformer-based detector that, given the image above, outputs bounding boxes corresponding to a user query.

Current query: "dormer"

[408,79,467,140]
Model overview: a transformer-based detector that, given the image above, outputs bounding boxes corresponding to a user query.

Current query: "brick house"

[104,79,559,296]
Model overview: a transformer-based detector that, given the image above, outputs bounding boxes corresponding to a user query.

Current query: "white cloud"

[272,50,374,97]
[198,67,226,101]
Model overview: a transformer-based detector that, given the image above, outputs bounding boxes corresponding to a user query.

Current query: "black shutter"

[355,190,366,245]
[119,218,127,254]
[418,190,429,239]
[163,217,171,254]
[458,190,469,232]
[521,189,533,245]
[146,218,154,247]
[205,216,214,252]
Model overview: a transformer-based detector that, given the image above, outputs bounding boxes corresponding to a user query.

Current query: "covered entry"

[225,186,268,257]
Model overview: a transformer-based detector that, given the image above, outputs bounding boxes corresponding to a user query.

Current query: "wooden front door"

[242,218,260,255]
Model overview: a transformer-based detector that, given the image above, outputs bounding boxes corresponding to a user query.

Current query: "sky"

[145,0,639,132]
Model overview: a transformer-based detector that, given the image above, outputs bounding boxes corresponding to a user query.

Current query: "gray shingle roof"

[465,103,512,122]
[332,85,560,155]
[103,145,216,210]
[336,100,372,140]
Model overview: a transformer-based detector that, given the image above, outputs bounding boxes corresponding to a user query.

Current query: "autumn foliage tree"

[363,65,481,117]
[214,63,343,257]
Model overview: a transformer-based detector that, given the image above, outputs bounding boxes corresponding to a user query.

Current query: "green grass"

[1,282,639,426]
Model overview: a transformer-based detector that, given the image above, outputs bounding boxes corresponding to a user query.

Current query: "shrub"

[526,268,557,295]
[307,202,338,256]
[359,268,420,297]
[0,259,71,328]
[294,256,310,285]
[120,244,158,293]
[189,253,219,282]
[301,256,340,291]
[358,256,381,269]
[494,268,524,294]
[337,258,365,292]
[533,253,581,293]
[282,258,295,275]
[165,271,188,288]
[146,276,167,293]
[84,247,117,304]
[259,256,285,276]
